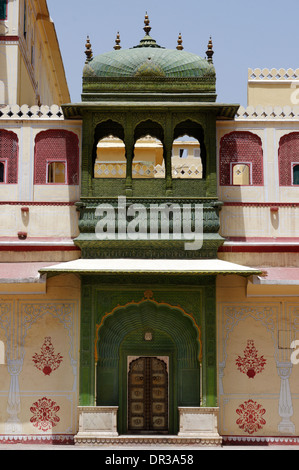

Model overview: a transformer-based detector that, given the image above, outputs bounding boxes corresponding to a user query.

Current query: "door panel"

[128,357,168,433]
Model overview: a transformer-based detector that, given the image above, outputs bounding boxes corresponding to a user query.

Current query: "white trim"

[38,258,261,275]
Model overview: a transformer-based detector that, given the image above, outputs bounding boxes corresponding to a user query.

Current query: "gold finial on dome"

[143,12,151,36]
[114,31,121,50]
[206,36,214,63]
[176,33,183,50]
[84,35,93,63]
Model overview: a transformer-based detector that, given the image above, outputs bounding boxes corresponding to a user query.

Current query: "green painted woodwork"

[74,196,224,259]
[79,276,218,430]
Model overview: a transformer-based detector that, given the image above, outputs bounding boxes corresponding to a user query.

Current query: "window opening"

[0,0,7,20]
[0,161,5,182]
[94,136,126,178]
[132,136,164,179]
[47,161,66,183]
[172,135,202,179]
[231,163,251,185]
[293,164,299,185]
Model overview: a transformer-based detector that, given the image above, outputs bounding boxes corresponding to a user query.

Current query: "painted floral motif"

[32,337,63,376]
[30,397,60,432]
[236,339,266,378]
[236,399,266,434]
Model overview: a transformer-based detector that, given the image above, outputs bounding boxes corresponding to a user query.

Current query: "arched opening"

[93,120,125,178]
[132,120,165,179]
[34,129,79,185]
[0,129,18,184]
[94,136,126,179]
[172,134,202,179]
[95,300,201,435]
[173,120,206,179]
[220,131,263,186]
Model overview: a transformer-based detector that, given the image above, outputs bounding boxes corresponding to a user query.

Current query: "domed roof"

[83,16,215,80]
[84,47,213,79]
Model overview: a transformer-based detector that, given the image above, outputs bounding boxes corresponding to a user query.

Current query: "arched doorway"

[95,299,201,435]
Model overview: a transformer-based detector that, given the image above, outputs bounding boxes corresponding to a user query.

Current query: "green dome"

[83,17,214,81]
[84,45,213,79]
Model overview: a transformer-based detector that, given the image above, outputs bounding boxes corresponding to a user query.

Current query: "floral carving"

[32,337,63,376]
[236,340,266,378]
[30,397,60,432]
[236,399,266,434]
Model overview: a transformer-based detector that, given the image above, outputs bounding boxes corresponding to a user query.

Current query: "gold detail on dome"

[84,35,93,63]
[114,31,121,50]
[177,33,183,50]
[206,36,214,63]
[134,58,166,77]
[144,12,151,36]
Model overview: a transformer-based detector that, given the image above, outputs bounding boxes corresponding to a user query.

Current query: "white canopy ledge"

[38,258,262,276]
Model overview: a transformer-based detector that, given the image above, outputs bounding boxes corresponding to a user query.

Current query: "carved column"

[6,359,22,434]
[124,130,134,196]
[164,119,173,195]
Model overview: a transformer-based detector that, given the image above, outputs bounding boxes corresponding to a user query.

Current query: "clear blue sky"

[46,0,299,106]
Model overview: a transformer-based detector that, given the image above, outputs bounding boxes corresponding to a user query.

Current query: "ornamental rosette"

[236,399,266,434]
[30,397,60,432]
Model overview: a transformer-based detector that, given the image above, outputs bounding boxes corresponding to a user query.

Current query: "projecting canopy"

[38,258,262,277]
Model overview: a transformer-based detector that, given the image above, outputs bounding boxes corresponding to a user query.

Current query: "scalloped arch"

[95,297,202,366]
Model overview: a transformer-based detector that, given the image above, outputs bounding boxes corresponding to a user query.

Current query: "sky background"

[46,0,299,106]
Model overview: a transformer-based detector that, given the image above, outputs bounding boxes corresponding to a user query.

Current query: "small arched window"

[0,129,18,183]
[220,131,263,186]
[278,133,299,186]
[34,129,79,185]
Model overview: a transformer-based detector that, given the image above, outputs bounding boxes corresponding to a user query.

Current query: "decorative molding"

[0,201,75,206]
[222,435,299,446]
[0,105,64,120]
[236,105,299,121]
[248,68,299,81]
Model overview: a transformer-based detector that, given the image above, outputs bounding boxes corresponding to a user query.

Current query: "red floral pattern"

[30,397,60,432]
[32,337,63,375]
[236,399,266,434]
[236,340,266,378]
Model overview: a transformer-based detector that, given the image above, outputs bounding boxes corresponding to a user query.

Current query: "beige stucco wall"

[217,274,299,437]
[0,274,80,438]
[247,68,299,107]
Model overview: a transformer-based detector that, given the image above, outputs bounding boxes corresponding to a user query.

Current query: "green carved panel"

[79,276,217,421]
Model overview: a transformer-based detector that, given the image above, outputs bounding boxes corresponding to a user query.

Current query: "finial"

[206,36,214,63]
[176,33,183,50]
[114,31,121,50]
[84,35,93,63]
[143,12,151,36]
